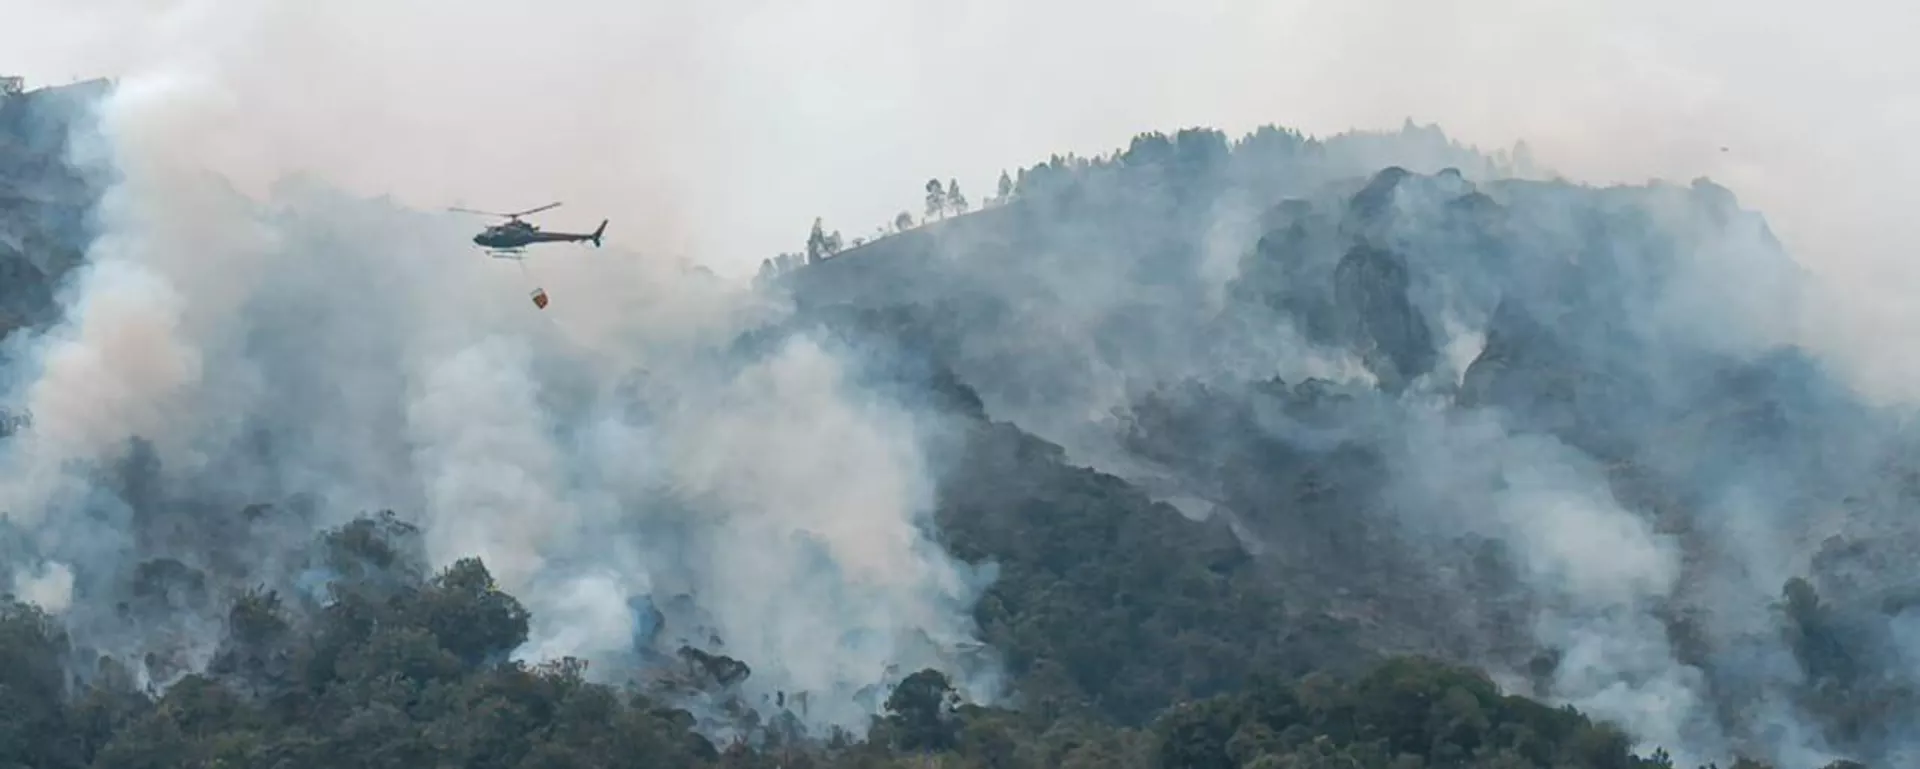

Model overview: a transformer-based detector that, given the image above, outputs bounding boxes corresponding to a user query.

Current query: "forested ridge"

[0,80,1908,769]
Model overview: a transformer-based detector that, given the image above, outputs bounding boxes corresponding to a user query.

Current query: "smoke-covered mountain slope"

[760,125,1920,767]
[0,81,1893,769]
[0,79,107,344]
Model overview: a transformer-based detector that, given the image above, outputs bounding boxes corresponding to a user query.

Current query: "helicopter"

[449,201,608,259]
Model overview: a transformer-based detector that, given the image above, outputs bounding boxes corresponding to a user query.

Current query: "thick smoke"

[773,133,1914,765]
[5,1,1914,362]
[6,1,1920,765]
[1394,410,1706,751]
[0,1,1002,739]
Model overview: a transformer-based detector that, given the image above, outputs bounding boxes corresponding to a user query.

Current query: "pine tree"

[946,179,969,215]
[806,217,829,263]
[925,178,947,220]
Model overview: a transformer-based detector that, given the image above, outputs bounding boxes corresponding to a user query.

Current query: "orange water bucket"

[530,287,549,309]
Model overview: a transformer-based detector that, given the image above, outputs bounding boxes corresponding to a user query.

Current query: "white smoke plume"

[1391,410,1730,767]
[0,0,1003,738]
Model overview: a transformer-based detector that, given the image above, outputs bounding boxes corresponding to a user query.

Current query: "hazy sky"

[1,0,1916,389]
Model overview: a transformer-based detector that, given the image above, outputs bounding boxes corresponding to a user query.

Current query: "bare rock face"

[1332,242,1434,392]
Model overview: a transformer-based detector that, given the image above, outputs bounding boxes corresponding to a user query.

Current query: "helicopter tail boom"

[590,219,607,247]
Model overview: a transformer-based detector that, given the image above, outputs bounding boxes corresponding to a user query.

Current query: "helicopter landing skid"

[486,250,526,260]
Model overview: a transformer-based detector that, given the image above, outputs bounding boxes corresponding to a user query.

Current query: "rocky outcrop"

[1332,243,1434,391]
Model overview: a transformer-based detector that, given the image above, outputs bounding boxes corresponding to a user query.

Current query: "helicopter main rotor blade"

[505,202,562,218]
[448,202,562,219]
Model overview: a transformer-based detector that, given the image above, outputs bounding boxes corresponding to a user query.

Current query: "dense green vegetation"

[0,511,1737,769]
[0,372,1851,768]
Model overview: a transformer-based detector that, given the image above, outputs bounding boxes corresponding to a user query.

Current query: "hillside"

[0,78,108,342]
[0,84,1897,769]
[757,126,1912,767]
